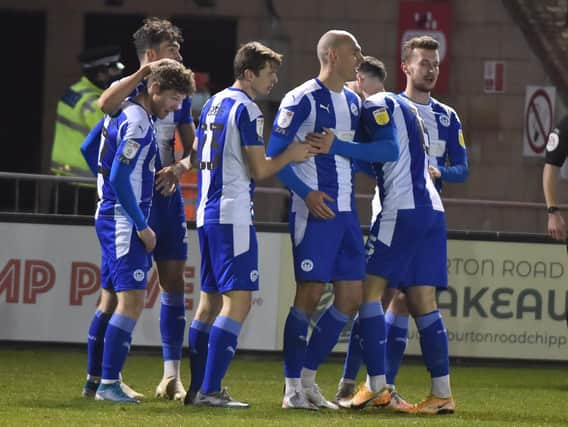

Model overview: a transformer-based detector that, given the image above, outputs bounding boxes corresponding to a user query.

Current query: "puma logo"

[320,103,330,113]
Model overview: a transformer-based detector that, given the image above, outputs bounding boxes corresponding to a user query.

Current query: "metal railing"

[0,172,563,230]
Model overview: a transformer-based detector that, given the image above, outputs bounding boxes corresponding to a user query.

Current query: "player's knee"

[194,303,220,323]
[294,284,324,315]
[334,294,361,317]
[390,292,410,315]
[159,277,185,293]
[98,291,117,313]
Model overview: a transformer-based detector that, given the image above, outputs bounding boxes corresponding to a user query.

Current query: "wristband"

[547,206,560,214]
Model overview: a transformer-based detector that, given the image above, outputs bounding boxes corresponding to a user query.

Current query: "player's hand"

[140,58,180,79]
[305,191,335,219]
[286,140,316,162]
[428,166,441,180]
[547,212,567,241]
[137,226,157,252]
[155,165,179,196]
[148,58,180,72]
[305,127,335,155]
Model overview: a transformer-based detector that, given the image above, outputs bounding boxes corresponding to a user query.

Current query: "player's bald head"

[317,30,358,64]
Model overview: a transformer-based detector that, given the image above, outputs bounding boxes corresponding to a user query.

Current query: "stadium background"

[1,2,568,424]
[2,0,568,232]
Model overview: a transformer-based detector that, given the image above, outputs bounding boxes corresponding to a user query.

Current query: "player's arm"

[543,125,568,241]
[98,59,179,115]
[80,118,105,176]
[238,106,312,181]
[437,112,468,182]
[266,95,314,198]
[351,122,376,177]
[353,160,376,177]
[244,143,313,181]
[172,97,197,173]
[155,98,196,194]
[98,69,148,115]
[109,121,156,250]
[267,96,335,218]
[306,101,399,162]
[307,126,399,162]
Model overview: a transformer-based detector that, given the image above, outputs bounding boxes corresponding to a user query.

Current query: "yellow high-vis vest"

[51,76,103,177]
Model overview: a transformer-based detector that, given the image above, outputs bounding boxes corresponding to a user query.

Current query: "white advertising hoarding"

[277,236,568,361]
[1,221,567,360]
[0,222,283,351]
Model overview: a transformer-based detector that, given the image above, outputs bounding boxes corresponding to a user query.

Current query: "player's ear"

[328,47,337,64]
[243,68,255,82]
[146,48,158,62]
[401,61,409,76]
[148,80,161,96]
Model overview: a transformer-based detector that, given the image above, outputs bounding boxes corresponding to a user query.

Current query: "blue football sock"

[188,319,211,392]
[160,292,186,362]
[283,307,309,378]
[304,305,349,371]
[385,311,409,385]
[358,302,386,377]
[416,310,449,378]
[342,315,362,381]
[201,316,241,394]
[87,309,111,377]
[101,313,137,381]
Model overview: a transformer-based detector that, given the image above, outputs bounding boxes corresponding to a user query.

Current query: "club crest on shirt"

[546,131,560,152]
[123,140,140,160]
[350,102,359,116]
[277,108,294,128]
[373,108,390,126]
[439,114,451,127]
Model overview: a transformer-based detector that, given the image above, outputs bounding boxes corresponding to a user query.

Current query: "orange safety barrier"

[174,130,197,221]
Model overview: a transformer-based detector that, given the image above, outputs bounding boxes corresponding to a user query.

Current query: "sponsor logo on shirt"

[277,108,294,128]
[458,130,466,148]
[373,108,390,126]
[256,117,264,140]
[123,140,141,160]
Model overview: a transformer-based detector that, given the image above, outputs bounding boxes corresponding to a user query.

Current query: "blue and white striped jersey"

[195,87,264,227]
[268,78,361,213]
[364,93,443,216]
[82,80,192,178]
[400,93,467,192]
[95,100,157,227]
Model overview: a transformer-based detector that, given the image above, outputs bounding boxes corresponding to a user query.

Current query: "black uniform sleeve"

[545,116,568,167]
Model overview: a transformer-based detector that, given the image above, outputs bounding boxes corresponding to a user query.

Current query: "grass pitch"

[0,347,567,426]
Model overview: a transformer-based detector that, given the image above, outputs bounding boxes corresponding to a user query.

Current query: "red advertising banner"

[397,0,453,93]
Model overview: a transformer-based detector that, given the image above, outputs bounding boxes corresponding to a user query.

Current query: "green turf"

[0,348,566,426]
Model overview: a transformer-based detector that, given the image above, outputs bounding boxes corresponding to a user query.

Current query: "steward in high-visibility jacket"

[51,46,123,177]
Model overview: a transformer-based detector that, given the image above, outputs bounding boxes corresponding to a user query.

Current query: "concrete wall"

[5,0,566,232]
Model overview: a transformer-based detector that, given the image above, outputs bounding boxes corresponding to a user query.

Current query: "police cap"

[78,46,124,70]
